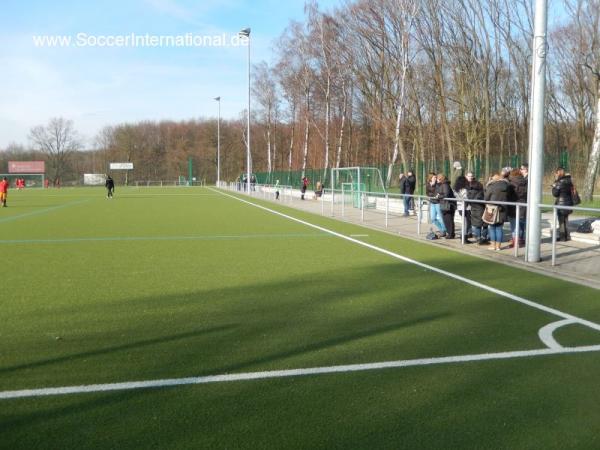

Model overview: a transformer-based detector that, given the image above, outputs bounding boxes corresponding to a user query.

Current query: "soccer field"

[1,187,600,449]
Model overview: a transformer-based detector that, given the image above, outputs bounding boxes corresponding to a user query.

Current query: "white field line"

[0,233,331,245]
[0,199,90,224]
[538,319,578,350]
[2,344,600,400]
[211,188,600,333]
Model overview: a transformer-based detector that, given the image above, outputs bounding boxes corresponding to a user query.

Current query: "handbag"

[482,204,500,225]
[571,186,581,206]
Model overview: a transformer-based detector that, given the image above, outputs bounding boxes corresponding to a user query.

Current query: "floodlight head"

[239,27,251,37]
[214,96,221,101]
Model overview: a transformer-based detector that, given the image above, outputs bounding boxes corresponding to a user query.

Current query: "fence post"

[361,192,365,222]
[331,188,334,216]
[417,197,422,235]
[461,200,466,245]
[385,193,389,228]
[515,205,520,258]
[552,207,557,266]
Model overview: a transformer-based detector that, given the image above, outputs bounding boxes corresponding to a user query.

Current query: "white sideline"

[211,188,600,333]
[2,345,600,400]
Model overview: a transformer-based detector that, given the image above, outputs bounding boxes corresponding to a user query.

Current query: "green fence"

[252,151,590,195]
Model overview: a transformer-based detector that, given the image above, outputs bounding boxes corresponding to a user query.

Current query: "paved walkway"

[242,188,600,290]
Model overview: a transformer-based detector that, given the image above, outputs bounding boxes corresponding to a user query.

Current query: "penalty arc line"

[2,344,600,400]
[210,188,600,333]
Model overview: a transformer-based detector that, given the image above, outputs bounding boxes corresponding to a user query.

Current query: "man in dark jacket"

[401,170,417,216]
[551,167,574,241]
[465,172,487,244]
[436,174,456,239]
[508,168,527,247]
[105,175,115,199]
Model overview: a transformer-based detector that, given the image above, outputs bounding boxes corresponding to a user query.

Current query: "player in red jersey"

[0,177,9,207]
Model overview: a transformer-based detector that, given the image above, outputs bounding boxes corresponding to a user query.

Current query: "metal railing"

[223,183,600,267]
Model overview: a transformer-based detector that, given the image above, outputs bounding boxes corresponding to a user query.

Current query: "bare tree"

[253,61,280,178]
[29,117,81,182]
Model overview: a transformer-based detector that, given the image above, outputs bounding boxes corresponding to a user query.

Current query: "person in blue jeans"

[426,173,447,236]
[484,173,509,251]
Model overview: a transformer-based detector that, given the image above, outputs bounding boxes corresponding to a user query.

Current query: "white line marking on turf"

[538,319,578,350]
[210,188,600,334]
[0,199,90,224]
[2,344,600,400]
[0,233,331,245]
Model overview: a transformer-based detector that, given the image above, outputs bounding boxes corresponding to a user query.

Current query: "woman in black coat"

[551,167,574,241]
[508,168,527,247]
[484,173,509,251]
[465,172,486,244]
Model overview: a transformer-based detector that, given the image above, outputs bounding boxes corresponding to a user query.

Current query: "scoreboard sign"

[8,161,45,173]
[109,162,134,170]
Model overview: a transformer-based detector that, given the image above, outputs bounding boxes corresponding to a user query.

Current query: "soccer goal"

[0,173,45,188]
[331,167,386,194]
[331,167,386,210]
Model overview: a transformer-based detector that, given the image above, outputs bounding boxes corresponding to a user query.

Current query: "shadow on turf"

[0,325,238,376]
[6,258,592,390]
[3,257,600,448]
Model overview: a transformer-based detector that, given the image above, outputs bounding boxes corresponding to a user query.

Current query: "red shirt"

[0,180,8,193]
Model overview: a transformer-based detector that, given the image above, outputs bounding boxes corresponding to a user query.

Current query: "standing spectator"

[465,172,488,245]
[454,175,472,242]
[44,178,49,189]
[451,161,463,186]
[399,173,406,214]
[520,163,528,180]
[105,174,115,199]
[552,167,574,242]
[314,180,323,198]
[436,174,456,239]
[401,170,416,216]
[508,168,527,247]
[0,177,8,207]
[301,176,310,200]
[275,179,280,200]
[484,173,509,251]
[250,175,256,191]
[426,173,447,236]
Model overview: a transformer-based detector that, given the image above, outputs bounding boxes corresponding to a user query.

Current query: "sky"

[0,0,342,149]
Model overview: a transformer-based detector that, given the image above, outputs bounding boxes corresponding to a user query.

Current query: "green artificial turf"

[1,187,599,449]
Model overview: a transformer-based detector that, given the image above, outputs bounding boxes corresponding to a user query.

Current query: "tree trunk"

[302,88,310,176]
[335,82,348,169]
[583,95,600,201]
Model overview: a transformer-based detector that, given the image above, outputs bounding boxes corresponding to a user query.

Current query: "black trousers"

[558,212,570,240]
[442,210,456,238]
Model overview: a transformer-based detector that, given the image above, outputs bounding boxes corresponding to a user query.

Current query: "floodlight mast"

[525,0,548,263]
[214,96,221,186]
[239,27,251,193]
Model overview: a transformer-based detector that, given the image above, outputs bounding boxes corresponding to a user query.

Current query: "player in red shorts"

[0,177,9,207]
